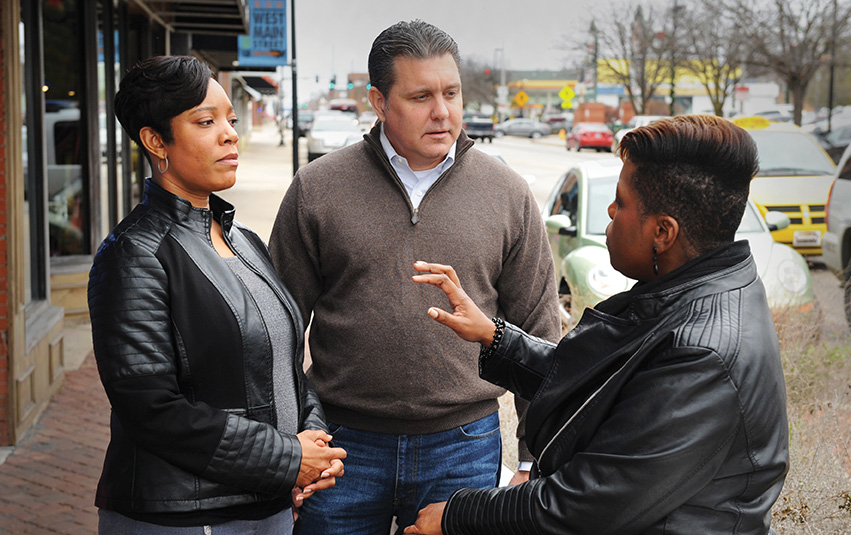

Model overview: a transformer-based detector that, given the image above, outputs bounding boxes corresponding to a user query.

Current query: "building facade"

[0,0,267,446]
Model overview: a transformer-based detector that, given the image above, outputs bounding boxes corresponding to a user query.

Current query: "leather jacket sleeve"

[444,345,744,535]
[479,323,558,402]
[90,236,302,497]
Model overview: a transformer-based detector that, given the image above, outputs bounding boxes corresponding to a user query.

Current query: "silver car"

[306,115,362,162]
[494,118,551,139]
[822,142,851,327]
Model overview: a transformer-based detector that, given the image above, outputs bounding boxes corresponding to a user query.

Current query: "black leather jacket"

[443,242,789,534]
[88,180,326,515]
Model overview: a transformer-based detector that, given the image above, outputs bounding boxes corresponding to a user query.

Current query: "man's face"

[369,53,463,171]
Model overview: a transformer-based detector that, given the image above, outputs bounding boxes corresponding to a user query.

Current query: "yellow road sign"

[514,90,529,107]
[558,84,575,109]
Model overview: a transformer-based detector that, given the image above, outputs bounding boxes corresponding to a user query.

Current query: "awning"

[129,0,249,35]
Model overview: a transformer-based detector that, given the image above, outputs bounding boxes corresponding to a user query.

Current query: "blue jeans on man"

[294,412,502,535]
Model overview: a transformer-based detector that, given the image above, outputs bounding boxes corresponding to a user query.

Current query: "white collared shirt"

[379,123,456,210]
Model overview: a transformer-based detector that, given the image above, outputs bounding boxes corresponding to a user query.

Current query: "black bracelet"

[479,317,505,360]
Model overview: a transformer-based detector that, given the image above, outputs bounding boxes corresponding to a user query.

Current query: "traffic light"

[347,81,354,90]
[329,75,336,90]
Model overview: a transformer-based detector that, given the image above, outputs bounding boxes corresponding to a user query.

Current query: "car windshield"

[585,177,766,236]
[586,177,618,235]
[311,119,360,132]
[579,123,609,132]
[749,131,835,176]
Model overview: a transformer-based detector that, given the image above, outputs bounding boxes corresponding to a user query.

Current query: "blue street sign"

[238,2,287,67]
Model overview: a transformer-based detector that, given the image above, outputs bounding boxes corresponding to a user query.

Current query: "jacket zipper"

[364,134,473,225]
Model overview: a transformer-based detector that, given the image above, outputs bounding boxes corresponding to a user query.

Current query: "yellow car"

[734,116,836,256]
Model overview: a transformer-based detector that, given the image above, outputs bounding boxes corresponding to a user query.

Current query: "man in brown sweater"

[269,19,560,535]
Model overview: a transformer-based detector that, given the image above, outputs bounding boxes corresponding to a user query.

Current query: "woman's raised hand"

[411,261,495,346]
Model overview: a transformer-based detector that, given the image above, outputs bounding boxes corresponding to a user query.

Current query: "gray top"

[224,255,298,436]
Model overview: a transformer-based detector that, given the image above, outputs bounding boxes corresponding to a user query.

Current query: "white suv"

[823,142,851,327]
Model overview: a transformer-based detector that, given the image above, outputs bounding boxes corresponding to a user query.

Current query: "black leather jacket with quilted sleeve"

[88,180,326,515]
[443,242,789,535]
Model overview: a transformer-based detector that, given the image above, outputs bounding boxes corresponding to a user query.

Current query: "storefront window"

[20,20,32,304]
[42,0,90,256]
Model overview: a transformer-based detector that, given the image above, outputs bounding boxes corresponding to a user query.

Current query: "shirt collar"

[379,122,456,174]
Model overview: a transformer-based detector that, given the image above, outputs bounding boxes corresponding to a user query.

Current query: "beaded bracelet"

[479,317,505,361]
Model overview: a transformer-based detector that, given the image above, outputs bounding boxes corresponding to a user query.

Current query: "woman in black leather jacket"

[88,56,345,534]
[407,115,789,535]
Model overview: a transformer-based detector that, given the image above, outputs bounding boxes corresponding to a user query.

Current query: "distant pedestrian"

[406,115,789,535]
[268,19,560,535]
[88,55,345,535]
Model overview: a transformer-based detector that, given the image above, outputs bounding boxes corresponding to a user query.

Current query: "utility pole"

[669,0,679,116]
[290,0,299,174]
[827,0,837,133]
[591,20,598,103]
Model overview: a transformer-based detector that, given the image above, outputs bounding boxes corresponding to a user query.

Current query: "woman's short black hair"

[618,115,760,254]
[113,55,212,151]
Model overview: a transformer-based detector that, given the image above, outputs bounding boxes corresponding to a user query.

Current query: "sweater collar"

[142,179,236,234]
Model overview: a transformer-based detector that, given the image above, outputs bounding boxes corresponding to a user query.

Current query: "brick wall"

[0,3,10,445]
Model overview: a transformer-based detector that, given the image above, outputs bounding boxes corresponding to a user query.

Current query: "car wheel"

[531,131,542,139]
[495,131,504,138]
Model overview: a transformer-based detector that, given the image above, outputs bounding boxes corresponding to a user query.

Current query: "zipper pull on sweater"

[411,209,419,224]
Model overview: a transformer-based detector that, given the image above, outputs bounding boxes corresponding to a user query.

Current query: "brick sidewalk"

[0,354,107,534]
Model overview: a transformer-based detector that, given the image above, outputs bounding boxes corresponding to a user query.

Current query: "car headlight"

[586,264,631,298]
[777,258,807,294]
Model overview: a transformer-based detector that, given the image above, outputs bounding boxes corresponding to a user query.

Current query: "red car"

[567,122,614,152]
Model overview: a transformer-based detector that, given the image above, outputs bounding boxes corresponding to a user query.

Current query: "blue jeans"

[294,412,501,535]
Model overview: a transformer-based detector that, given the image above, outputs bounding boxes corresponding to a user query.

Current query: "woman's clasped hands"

[293,430,346,509]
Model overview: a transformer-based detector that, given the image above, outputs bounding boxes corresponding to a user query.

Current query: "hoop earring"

[652,245,659,276]
[157,156,169,174]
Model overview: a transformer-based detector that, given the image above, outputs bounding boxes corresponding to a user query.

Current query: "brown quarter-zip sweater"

[268,126,560,460]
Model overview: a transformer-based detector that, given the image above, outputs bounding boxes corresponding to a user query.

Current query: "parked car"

[306,115,362,162]
[612,115,667,151]
[542,158,815,326]
[296,110,314,137]
[541,112,573,133]
[805,119,851,164]
[494,118,551,139]
[822,142,851,328]
[566,122,613,152]
[462,113,495,143]
[734,116,837,256]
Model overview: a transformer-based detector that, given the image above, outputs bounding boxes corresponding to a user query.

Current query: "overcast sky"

[287,0,599,102]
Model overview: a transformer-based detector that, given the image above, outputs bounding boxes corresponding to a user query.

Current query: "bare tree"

[677,0,747,116]
[595,3,670,115]
[460,58,496,112]
[723,0,851,125]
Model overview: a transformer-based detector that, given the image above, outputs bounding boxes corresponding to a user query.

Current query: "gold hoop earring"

[157,156,169,173]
